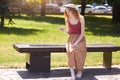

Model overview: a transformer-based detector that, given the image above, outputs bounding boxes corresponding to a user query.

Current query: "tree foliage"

[72,0,103,4]
[108,0,120,5]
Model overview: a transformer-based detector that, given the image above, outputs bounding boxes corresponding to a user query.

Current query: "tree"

[23,0,46,16]
[0,0,7,28]
[80,0,86,16]
[72,0,86,16]
[41,0,46,16]
[0,0,18,28]
[107,0,120,24]
[72,0,102,16]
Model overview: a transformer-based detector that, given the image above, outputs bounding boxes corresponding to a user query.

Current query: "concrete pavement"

[0,65,120,80]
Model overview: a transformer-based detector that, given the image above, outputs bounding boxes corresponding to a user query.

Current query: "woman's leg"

[76,71,82,78]
[70,67,75,80]
[75,37,87,78]
[66,45,76,80]
[67,52,76,80]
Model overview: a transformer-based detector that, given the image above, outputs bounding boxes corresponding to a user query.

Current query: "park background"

[0,0,120,69]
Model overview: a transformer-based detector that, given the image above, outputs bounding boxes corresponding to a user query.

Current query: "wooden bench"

[13,44,120,73]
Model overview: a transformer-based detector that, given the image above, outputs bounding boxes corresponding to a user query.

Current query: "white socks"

[70,68,83,80]
[70,68,76,80]
[76,71,82,78]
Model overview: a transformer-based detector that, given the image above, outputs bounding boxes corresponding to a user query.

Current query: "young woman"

[59,4,87,80]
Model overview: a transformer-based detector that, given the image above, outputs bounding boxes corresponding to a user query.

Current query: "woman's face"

[65,8,75,17]
[65,8,79,20]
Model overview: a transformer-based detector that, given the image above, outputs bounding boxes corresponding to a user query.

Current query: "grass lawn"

[0,14,120,68]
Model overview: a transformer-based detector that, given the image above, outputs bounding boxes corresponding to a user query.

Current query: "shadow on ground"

[14,16,65,25]
[17,67,120,80]
[14,15,120,37]
[0,27,44,35]
[85,16,120,37]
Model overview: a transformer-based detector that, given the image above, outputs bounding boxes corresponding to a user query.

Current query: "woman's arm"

[59,27,69,35]
[59,20,69,35]
[72,16,85,48]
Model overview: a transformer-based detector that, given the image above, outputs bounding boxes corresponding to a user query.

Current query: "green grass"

[0,15,120,68]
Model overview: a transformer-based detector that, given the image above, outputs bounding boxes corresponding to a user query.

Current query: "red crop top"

[68,21,81,34]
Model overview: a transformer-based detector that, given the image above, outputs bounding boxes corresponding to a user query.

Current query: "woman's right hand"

[59,27,65,32]
[59,27,69,35]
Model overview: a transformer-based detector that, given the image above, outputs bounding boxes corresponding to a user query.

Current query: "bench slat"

[13,44,120,53]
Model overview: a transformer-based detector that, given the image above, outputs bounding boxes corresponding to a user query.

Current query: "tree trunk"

[112,4,120,24]
[0,15,4,28]
[41,0,46,16]
[81,0,86,16]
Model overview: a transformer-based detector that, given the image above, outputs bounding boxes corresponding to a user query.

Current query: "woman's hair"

[64,8,81,23]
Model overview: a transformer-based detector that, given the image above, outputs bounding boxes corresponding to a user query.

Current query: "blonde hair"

[64,8,81,23]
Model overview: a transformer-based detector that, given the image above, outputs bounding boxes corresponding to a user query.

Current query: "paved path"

[0,65,120,80]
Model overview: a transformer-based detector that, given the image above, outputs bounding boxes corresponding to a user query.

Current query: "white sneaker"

[70,68,76,80]
[71,75,76,80]
[76,71,82,78]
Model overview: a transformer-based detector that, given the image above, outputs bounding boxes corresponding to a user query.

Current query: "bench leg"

[26,53,30,69]
[26,52,51,73]
[26,62,30,69]
[103,52,112,69]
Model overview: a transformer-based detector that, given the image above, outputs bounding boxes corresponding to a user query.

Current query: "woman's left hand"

[72,43,77,49]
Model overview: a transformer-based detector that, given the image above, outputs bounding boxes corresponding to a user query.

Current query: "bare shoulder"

[80,15,84,20]
[79,15,85,23]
